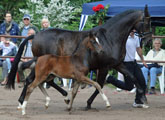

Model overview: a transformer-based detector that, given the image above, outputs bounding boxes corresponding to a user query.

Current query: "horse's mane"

[104,10,142,26]
[43,27,87,33]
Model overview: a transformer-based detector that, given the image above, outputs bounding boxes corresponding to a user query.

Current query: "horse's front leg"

[38,84,51,109]
[87,67,109,109]
[68,81,80,112]
[82,76,110,108]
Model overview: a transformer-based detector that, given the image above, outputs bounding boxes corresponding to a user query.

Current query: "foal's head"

[83,32,103,54]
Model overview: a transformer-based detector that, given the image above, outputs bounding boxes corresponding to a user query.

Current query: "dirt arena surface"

[0,83,165,120]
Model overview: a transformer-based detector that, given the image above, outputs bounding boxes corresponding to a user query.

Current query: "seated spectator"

[0,36,17,85]
[17,29,35,85]
[141,38,165,94]
[0,12,19,44]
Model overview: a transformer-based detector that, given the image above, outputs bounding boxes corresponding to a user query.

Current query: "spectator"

[141,38,165,94]
[0,12,19,44]
[0,36,17,85]
[106,30,149,108]
[40,18,52,31]
[20,14,38,42]
[17,29,36,85]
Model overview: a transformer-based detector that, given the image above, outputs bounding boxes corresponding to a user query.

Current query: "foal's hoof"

[106,105,111,109]
[45,105,49,109]
[64,99,70,105]
[17,106,22,110]
[17,103,22,110]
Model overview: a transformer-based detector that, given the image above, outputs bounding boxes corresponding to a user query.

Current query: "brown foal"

[21,32,110,115]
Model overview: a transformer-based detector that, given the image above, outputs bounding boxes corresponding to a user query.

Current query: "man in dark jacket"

[0,12,20,44]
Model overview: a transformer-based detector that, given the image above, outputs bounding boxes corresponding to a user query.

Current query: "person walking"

[106,30,149,108]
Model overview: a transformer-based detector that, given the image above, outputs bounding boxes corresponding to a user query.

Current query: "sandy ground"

[0,83,165,120]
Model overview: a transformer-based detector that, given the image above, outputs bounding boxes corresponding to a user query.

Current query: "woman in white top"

[141,38,165,94]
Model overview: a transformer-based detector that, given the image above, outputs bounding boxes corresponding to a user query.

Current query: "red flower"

[92,6,100,12]
[92,4,110,24]
[97,4,104,10]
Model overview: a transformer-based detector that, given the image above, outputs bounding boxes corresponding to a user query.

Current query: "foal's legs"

[68,81,80,111]
[18,71,68,108]
[38,84,51,109]
[68,75,110,112]
[81,76,110,108]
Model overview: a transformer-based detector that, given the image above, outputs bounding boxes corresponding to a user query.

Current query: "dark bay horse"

[6,5,152,109]
[21,32,110,115]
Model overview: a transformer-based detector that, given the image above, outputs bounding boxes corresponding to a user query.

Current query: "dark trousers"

[107,61,146,104]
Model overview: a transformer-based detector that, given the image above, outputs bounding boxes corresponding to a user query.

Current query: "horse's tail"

[5,35,35,89]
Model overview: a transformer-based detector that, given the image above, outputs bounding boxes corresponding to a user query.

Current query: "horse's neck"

[104,12,141,45]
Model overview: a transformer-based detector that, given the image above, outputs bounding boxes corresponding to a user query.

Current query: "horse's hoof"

[22,111,26,116]
[17,106,22,110]
[45,105,49,109]
[84,107,90,111]
[69,111,72,115]
[86,104,91,110]
[64,99,70,104]
[106,105,111,108]
[106,105,111,110]
[67,107,71,112]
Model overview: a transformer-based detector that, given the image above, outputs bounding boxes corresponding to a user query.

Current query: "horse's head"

[135,5,152,44]
[84,31,103,54]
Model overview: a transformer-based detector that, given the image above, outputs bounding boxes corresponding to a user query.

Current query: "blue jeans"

[141,66,162,88]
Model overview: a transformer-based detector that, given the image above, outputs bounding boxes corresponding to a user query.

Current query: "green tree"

[0,0,27,23]
[19,0,79,29]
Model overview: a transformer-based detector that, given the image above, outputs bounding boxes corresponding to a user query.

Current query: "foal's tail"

[6,35,35,89]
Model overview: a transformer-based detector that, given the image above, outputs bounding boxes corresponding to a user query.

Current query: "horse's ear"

[144,5,150,17]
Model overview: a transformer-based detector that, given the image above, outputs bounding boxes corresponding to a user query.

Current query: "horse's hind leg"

[22,74,47,115]
[17,68,35,110]
[82,76,110,108]
[38,84,50,109]
[68,81,80,112]
[87,68,108,109]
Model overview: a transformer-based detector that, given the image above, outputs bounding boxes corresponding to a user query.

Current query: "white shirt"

[0,42,16,56]
[124,35,140,62]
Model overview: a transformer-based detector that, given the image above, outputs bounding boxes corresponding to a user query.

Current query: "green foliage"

[69,0,91,7]
[0,0,27,24]
[155,27,165,49]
